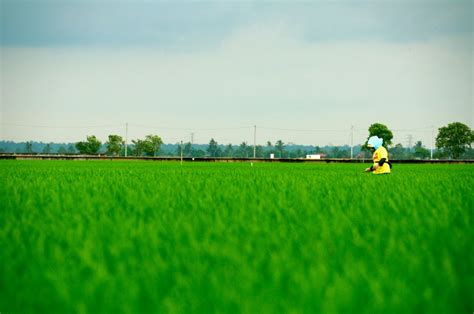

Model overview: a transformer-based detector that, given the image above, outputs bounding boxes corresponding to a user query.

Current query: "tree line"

[1,122,472,159]
[74,134,164,156]
[71,135,328,158]
[364,122,473,159]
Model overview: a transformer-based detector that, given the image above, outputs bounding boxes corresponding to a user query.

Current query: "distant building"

[306,154,325,159]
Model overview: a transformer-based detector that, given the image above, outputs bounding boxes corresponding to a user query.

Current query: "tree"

[58,146,67,154]
[223,144,234,157]
[413,141,430,159]
[194,149,206,157]
[106,135,124,156]
[436,122,473,159]
[25,141,33,154]
[433,149,448,160]
[42,143,52,154]
[389,143,407,160]
[237,142,249,157]
[289,148,305,158]
[143,135,163,157]
[329,146,350,158]
[461,147,474,159]
[275,140,285,157]
[247,145,255,157]
[183,142,193,157]
[133,135,163,157]
[265,141,276,158]
[207,138,220,157]
[67,144,76,155]
[132,139,146,156]
[175,141,193,157]
[76,135,102,154]
[175,142,184,157]
[366,123,393,147]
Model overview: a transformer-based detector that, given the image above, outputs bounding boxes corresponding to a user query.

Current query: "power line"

[392,126,434,132]
[128,124,253,131]
[259,126,351,132]
[2,122,439,132]
[2,121,443,147]
[2,122,123,129]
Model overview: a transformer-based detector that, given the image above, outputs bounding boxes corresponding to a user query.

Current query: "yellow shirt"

[372,146,391,174]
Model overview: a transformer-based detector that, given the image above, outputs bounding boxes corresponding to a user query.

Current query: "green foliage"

[131,139,146,156]
[25,141,33,154]
[175,142,184,157]
[67,144,76,154]
[461,147,474,159]
[143,135,163,157]
[389,143,407,159]
[57,146,67,154]
[42,143,52,154]
[328,146,350,158]
[75,135,102,155]
[193,149,206,157]
[236,142,252,158]
[366,123,394,148]
[183,142,193,157]
[106,135,124,156]
[436,122,473,159]
[413,141,430,159]
[0,161,472,313]
[207,138,221,157]
[275,140,285,157]
[132,135,163,157]
[255,145,264,158]
[223,144,234,157]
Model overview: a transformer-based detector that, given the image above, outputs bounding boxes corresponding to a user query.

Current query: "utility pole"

[253,125,256,158]
[350,125,354,159]
[180,140,183,166]
[190,132,194,158]
[430,126,434,160]
[125,122,128,157]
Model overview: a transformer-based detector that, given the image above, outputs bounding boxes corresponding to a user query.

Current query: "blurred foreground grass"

[0,161,473,313]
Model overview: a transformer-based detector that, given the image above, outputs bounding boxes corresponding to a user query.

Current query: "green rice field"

[1,160,473,313]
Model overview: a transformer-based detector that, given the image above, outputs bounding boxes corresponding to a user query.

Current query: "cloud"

[1,1,471,47]
[1,23,472,145]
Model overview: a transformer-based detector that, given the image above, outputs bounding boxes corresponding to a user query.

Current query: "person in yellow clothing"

[364,136,391,174]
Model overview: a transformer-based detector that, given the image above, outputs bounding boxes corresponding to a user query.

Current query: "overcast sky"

[1,0,472,146]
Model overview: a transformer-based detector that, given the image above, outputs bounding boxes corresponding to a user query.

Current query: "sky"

[1,0,472,147]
